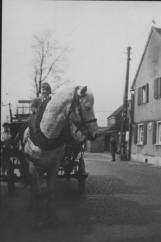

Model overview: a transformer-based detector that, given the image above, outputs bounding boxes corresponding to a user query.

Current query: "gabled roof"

[107,100,131,119]
[131,26,161,90]
[107,105,123,119]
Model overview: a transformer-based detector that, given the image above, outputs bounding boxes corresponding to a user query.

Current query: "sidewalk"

[84,152,122,161]
[85,152,161,168]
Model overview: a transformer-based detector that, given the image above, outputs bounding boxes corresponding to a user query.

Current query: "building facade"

[87,104,130,153]
[131,27,161,165]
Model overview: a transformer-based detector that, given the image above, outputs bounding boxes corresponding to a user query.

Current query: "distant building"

[106,102,131,154]
[86,126,110,153]
[131,26,161,165]
[87,103,131,153]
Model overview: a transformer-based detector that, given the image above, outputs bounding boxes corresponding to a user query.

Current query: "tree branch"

[32,33,69,94]
[42,47,68,82]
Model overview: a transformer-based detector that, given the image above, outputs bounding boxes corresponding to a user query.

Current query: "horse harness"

[68,86,97,136]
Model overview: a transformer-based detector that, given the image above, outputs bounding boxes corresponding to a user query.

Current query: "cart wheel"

[78,157,87,194]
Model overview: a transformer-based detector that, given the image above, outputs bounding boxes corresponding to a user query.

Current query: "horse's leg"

[29,176,38,212]
[28,161,54,229]
[29,164,58,229]
[45,163,59,226]
[19,152,30,185]
[6,156,15,196]
[28,161,42,213]
[29,167,48,230]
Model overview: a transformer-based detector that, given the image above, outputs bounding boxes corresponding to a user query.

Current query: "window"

[154,77,161,99]
[137,123,144,144]
[137,83,149,105]
[134,122,147,145]
[156,121,161,145]
[142,86,146,104]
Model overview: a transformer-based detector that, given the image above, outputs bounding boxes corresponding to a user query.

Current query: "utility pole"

[120,46,131,161]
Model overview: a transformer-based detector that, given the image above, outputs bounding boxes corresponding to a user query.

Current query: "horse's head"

[69,86,98,142]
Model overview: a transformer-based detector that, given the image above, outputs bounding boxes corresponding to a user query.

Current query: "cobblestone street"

[1,152,161,242]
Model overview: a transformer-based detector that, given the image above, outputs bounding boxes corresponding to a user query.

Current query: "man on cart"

[14,82,52,146]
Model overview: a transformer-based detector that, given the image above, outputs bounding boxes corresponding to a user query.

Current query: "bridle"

[68,87,97,135]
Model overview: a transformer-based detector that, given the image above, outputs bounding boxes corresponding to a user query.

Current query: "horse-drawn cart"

[0,100,32,193]
[1,99,88,195]
[1,84,98,229]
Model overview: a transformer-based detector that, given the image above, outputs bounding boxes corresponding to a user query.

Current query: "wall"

[134,31,161,122]
[131,122,161,157]
[131,30,161,163]
[86,135,106,153]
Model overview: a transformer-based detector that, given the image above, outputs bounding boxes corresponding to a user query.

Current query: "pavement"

[1,152,161,242]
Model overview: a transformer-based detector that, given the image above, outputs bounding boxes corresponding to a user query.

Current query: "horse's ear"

[80,86,87,96]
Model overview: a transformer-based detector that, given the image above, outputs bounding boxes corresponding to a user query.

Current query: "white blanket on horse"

[23,127,65,163]
[40,82,76,139]
[23,127,42,159]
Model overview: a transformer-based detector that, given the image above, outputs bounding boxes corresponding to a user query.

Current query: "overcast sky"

[2,0,161,126]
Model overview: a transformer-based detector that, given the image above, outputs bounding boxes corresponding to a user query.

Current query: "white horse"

[22,82,98,227]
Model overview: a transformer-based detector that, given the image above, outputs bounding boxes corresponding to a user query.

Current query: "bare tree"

[32,33,69,97]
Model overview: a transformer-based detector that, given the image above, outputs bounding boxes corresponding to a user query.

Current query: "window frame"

[156,121,161,145]
[137,123,144,145]
[137,83,149,105]
[142,86,147,104]
[154,77,161,99]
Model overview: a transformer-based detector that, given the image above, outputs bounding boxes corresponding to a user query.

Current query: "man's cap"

[41,82,51,94]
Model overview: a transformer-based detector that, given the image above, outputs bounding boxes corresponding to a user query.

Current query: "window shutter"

[152,121,157,144]
[140,87,143,105]
[134,124,138,144]
[146,83,149,103]
[159,77,161,98]
[154,78,158,99]
[137,87,141,105]
[143,122,147,144]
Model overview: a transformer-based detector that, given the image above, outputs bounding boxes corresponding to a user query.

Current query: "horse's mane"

[40,81,77,139]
